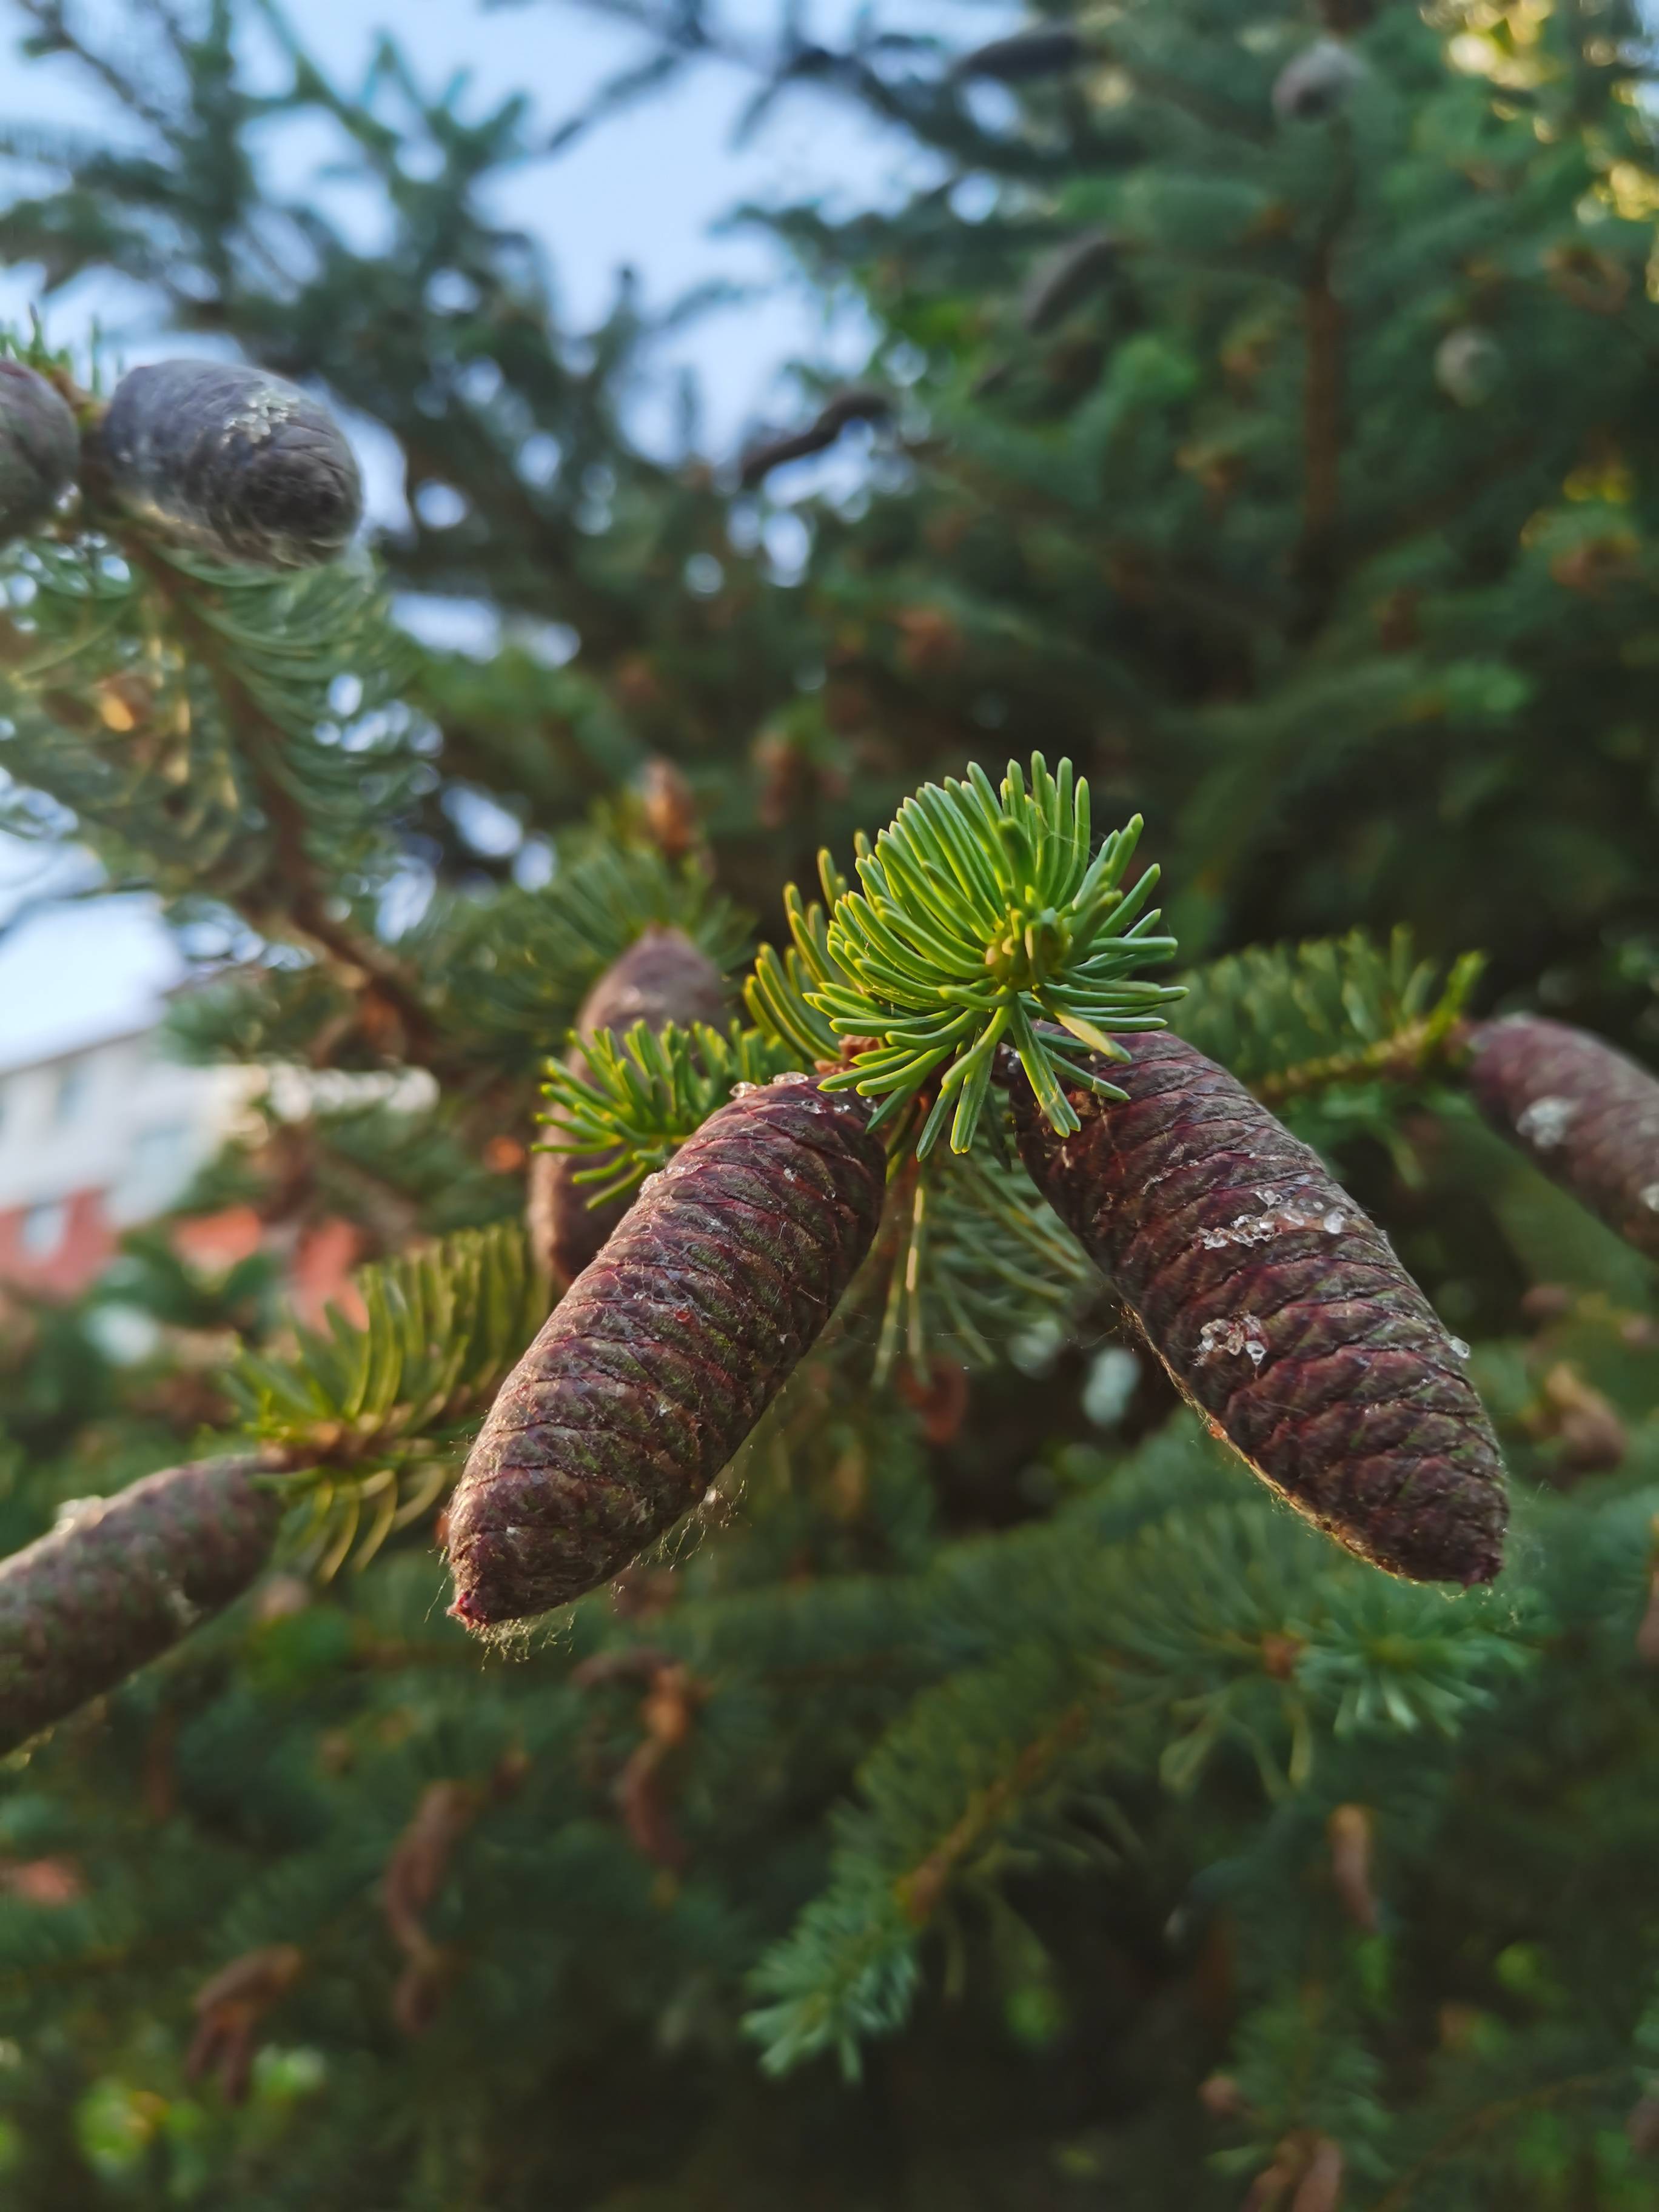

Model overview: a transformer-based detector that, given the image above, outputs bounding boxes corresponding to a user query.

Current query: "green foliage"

[228,1223,546,1572]
[0,532,416,911]
[762,756,1181,1155]
[864,1144,1094,1379]
[423,839,751,1078]
[741,1418,1541,2076]
[1173,929,1486,1102]
[538,1017,796,1203]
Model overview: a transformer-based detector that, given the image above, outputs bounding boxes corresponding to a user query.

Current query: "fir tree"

[0,2,1654,2207]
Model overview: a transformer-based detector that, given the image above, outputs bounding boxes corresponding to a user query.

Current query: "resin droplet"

[1197,1314,1269,1367]
[1515,1095,1575,1150]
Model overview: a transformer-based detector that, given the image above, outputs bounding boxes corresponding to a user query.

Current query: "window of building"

[53,1061,90,1124]
[130,1124,191,1183]
[19,1201,69,1258]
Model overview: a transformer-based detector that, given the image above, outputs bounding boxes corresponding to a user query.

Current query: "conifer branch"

[229,1222,549,1570]
[538,1018,793,1208]
[745,1456,1529,2077]
[1292,133,1357,631]
[891,1697,1091,1927]
[1364,2071,1626,2212]
[425,842,750,1081]
[113,529,436,1057]
[748,755,1182,1155]
[1173,933,1485,1106]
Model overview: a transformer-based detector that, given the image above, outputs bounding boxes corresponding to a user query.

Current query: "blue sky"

[0,0,982,1067]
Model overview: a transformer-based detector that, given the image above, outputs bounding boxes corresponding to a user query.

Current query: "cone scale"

[1009,1033,1508,1586]
[449,1076,886,1627]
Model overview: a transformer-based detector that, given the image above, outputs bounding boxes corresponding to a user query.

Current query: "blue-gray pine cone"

[0,360,79,545]
[1272,38,1366,123]
[95,360,361,569]
[953,27,1085,81]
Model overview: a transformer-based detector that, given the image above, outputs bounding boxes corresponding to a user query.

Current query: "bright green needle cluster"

[816,754,1180,1154]
[538,1019,797,1203]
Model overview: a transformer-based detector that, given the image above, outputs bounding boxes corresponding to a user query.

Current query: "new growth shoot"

[752,754,1181,1155]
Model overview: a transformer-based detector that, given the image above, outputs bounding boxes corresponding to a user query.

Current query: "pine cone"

[451,1077,885,1627]
[0,360,79,544]
[93,359,361,569]
[1272,39,1366,124]
[1010,1034,1507,1585]
[0,1457,280,1752]
[527,928,730,1289]
[1463,1015,1659,1261]
[953,27,1085,81]
[1021,230,1119,334]
[1435,327,1503,409]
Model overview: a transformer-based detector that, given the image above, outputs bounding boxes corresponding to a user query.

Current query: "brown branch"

[1250,1017,1439,1108]
[1292,132,1358,640]
[1364,2070,1625,2212]
[118,532,437,1062]
[892,1701,1090,1926]
[1293,237,1346,630]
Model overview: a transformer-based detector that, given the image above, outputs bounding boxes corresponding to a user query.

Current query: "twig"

[1292,128,1358,638]
[893,1701,1090,1925]
[1364,2069,1626,2212]
[117,532,438,1061]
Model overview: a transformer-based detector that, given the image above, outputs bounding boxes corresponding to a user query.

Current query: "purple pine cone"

[1464,1014,1659,1262]
[1010,1033,1507,1586]
[0,1457,280,1752]
[95,359,361,569]
[451,1077,885,1628]
[528,928,731,1290]
[0,360,79,544]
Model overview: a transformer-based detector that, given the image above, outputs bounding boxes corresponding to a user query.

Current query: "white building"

[0,1026,252,1296]
[0,896,250,1296]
